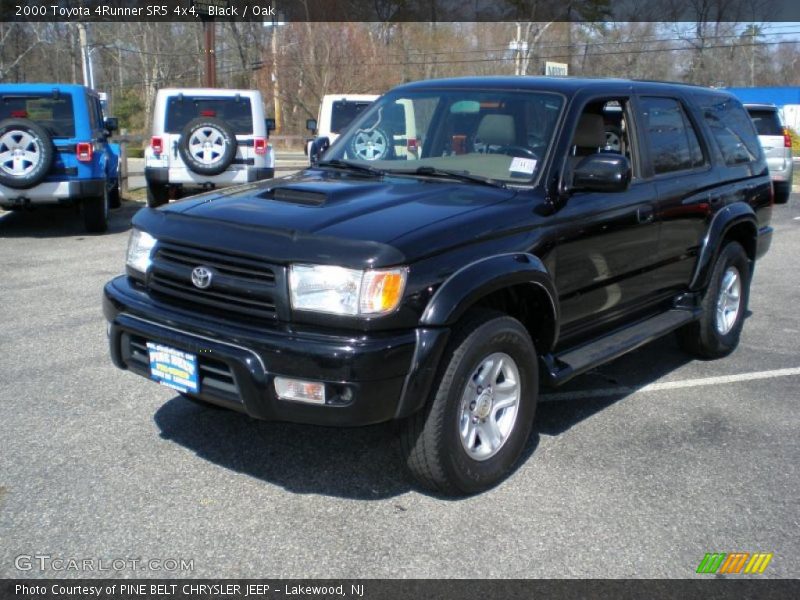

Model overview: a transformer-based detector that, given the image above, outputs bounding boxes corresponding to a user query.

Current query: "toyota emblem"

[191,266,213,289]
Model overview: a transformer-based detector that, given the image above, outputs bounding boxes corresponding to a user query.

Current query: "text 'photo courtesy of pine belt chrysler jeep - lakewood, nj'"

[104,77,774,495]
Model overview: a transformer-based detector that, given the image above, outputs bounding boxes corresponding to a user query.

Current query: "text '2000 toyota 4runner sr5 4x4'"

[104,77,773,495]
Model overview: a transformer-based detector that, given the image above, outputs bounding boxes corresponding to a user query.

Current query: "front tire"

[400,310,538,495]
[677,241,751,359]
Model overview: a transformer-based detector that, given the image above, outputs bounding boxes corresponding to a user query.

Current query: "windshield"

[324,89,564,183]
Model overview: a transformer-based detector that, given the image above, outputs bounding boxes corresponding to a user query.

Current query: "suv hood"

[138,170,516,268]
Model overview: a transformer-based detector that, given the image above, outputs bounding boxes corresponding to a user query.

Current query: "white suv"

[145,88,275,207]
[305,94,378,159]
[745,103,793,204]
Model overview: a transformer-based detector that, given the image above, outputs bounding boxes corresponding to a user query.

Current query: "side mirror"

[306,118,318,134]
[265,118,276,134]
[309,136,330,166]
[572,154,631,193]
[104,117,119,134]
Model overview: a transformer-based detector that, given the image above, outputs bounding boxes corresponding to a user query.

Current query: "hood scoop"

[264,186,327,206]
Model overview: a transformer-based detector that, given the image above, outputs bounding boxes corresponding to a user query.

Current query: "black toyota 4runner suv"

[104,77,773,495]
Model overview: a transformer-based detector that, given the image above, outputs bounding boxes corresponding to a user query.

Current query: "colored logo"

[696,552,773,574]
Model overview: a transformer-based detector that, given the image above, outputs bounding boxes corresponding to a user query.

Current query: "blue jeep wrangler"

[0,83,120,232]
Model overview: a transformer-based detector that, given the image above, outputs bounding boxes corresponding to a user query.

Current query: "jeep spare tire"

[178,117,237,176]
[0,118,54,189]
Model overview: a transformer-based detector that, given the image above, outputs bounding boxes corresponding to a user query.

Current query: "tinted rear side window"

[330,101,372,134]
[640,97,705,174]
[747,109,783,136]
[165,96,253,135]
[695,94,761,166]
[0,94,75,138]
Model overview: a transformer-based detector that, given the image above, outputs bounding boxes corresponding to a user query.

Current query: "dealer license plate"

[146,342,199,394]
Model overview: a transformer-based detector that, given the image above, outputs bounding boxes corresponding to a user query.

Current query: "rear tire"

[400,310,538,495]
[83,186,109,233]
[109,178,121,209]
[147,182,169,208]
[773,182,791,205]
[677,241,751,359]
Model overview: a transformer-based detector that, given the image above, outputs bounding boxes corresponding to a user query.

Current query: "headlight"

[126,229,157,274]
[290,264,407,316]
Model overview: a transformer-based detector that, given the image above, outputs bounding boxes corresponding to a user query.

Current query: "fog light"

[274,377,326,404]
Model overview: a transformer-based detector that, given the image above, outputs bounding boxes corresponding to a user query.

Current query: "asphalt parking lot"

[0,188,798,579]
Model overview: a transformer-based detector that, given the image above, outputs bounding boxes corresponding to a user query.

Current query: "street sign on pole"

[545,61,568,77]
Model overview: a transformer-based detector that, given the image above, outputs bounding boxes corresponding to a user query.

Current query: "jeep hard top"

[106,77,773,494]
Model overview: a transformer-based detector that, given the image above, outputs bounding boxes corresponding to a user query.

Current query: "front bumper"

[145,166,274,187]
[0,178,104,206]
[103,276,448,426]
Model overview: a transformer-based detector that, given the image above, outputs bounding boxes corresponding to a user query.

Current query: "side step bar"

[541,309,700,387]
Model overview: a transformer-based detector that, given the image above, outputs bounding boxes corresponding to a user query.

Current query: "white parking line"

[541,367,800,402]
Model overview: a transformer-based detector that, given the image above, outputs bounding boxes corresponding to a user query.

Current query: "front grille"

[147,242,285,323]
[125,334,241,403]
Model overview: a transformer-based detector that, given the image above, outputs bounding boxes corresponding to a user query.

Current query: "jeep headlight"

[126,228,157,275]
[289,264,407,316]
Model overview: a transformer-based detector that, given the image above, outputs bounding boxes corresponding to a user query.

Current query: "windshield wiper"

[389,166,507,188]
[316,159,385,177]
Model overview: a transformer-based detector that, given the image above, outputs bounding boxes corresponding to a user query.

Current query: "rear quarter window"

[0,94,75,138]
[165,96,254,135]
[747,109,783,136]
[694,93,762,166]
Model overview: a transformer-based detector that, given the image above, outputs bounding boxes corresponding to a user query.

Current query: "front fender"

[420,252,559,339]
[395,253,558,419]
[689,203,757,291]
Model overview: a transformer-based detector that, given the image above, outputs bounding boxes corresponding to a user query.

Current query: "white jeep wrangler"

[144,88,275,207]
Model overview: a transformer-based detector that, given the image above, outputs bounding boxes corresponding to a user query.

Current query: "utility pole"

[509,23,528,76]
[750,26,756,87]
[203,18,217,87]
[271,16,281,133]
[77,23,91,88]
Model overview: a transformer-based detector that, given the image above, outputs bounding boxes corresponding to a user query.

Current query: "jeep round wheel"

[605,126,622,152]
[349,128,389,161]
[677,241,751,359]
[0,118,54,189]
[401,310,538,495]
[178,117,237,176]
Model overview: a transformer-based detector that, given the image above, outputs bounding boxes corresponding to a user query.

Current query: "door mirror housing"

[306,118,318,133]
[572,154,631,193]
[309,136,330,166]
[265,118,276,134]
[103,117,119,134]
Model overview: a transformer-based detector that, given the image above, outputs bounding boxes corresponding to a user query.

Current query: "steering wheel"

[494,145,538,159]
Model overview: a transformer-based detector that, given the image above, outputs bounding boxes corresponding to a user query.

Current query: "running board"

[541,309,700,387]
